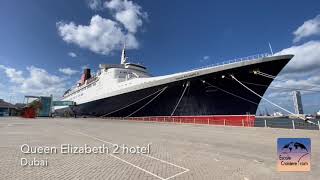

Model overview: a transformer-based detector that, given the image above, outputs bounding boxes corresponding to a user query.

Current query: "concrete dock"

[0,117,319,180]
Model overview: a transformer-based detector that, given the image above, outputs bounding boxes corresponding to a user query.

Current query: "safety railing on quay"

[102,116,320,131]
[102,116,255,127]
[255,118,320,130]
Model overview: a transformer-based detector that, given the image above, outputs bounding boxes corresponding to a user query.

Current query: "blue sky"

[0,0,320,114]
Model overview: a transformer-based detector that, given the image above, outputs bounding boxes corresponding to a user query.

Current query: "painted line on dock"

[61,126,189,180]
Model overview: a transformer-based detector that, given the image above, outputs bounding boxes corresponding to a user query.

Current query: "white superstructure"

[62,47,151,104]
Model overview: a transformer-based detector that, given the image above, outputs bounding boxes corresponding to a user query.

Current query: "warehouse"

[0,99,17,116]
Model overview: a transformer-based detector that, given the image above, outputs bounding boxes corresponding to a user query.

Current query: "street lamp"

[7,94,13,116]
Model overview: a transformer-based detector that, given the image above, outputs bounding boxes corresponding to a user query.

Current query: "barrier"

[102,116,320,130]
[104,115,256,127]
[255,118,320,130]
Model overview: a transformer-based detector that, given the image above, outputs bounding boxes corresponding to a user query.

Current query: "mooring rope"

[127,86,168,117]
[231,75,316,125]
[253,70,277,79]
[171,81,190,116]
[100,86,167,117]
[202,80,258,105]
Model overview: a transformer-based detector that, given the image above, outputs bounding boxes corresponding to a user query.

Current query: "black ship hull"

[56,56,292,117]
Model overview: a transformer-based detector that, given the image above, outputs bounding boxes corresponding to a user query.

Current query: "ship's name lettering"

[176,72,199,80]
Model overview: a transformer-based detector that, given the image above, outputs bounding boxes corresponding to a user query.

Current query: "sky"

[0,0,320,114]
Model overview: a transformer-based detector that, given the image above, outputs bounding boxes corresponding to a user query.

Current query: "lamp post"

[7,94,13,116]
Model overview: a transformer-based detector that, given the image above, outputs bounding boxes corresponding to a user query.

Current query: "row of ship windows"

[119,71,129,74]
[106,70,135,75]
[67,82,97,98]
[115,80,151,89]
[69,93,83,100]
[106,70,129,74]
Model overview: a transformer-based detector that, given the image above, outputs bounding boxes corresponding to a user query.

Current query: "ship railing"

[190,53,272,71]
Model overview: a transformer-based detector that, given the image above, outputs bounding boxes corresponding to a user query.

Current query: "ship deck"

[1,117,319,179]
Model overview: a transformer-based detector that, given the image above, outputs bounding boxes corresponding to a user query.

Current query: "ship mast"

[120,43,127,64]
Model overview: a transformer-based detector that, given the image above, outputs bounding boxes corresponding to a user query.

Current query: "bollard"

[264,119,267,128]
[208,118,209,125]
[242,119,244,127]
[292,120,295,129]
[318,121,320,131]
[224,119,226,126]
[194,118,196,124]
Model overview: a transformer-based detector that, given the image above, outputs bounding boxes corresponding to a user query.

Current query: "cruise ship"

[57,46,293,120]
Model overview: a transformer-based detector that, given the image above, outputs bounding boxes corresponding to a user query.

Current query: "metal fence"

[255,118,320,130]
[103,116,255,127]
[102,116,320,131]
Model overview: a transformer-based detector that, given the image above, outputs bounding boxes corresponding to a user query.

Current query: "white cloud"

[267,16,320,114]
[0,65,24,83]
[87,0,103,10]
[59,68,79,75]
[268,75,320,96]
[271,40,320,93]
[259,40,320,114]
[0,65,67,98]
[203,56,210,60]
[104,0,148,33]
[68,52,77,58]
[276,40,320,73]
[293,15,320,43]
[57,15,139,55]
[200,55,210,63]
[58,0,147,55]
